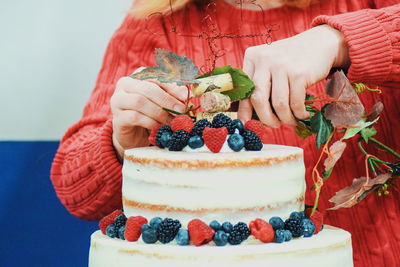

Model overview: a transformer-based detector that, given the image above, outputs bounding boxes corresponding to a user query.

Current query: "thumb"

[238,99,253,122]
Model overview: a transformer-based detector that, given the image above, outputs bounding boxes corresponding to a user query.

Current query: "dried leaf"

[328,173,392,210]
[130,49,199,85]
[366,102,384,122]
[295,121,313,139]
[323,141,347,171]
[324,71,365,127]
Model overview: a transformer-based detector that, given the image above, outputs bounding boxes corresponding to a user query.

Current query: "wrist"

[319,25,350,69]
[112,133,125,163]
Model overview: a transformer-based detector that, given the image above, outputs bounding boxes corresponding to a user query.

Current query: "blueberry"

[289,211,305,221]
[106,224,117,238]
[227,133,245,152]
[209,220,221,231]
[283,230,292,241]
[188,135,204,149]
[302,219,316,237]
[175,229,189,246]
[141,224,151,232]
[275,229,286,243]
[150,217,163,230]
[118,225,125,240]
[232,119,244,133]
[221,222,233,233]
[213,230,228,246]
[160,131,172,148]
[142,228,158,244]
[269,217,284,230]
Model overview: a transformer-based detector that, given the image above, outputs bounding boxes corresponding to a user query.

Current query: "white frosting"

[89,226,353,267]
[122,145,305,224]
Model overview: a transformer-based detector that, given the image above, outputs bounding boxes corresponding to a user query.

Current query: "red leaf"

[366,102,384,122]
[323,141,347,171]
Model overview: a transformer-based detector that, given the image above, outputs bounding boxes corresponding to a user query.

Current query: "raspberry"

[228,222,250,245]
[244,120,269,144]
[191,119,211,137]
[203,127,228,153]
[99,210,123,235]
[242,129,263,151]
[168,130,190,151]
[148,124,162,146]
[212,113,236,134]
[249,218,274,243]
[171,115,194,133]
[157,218,182,244]
[308,210,324,234]
[124,216,148,242]
[188,219,215,246]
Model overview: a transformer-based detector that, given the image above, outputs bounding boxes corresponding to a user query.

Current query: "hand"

[111,75,187,159]
[238,25,349,127]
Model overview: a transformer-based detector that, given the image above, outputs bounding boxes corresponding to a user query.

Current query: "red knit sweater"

[51,0,400,265]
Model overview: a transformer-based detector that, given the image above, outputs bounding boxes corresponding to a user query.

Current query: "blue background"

[0,142,98,267]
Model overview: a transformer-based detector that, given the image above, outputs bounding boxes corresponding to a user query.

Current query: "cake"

[89,144,353,266]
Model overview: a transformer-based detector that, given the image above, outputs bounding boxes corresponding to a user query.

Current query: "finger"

[114,109,160,130]
[271,71,297,126]
[289,76,309,120]
[115,92,174,124]
[239,55,255,122]
[149,80,189,102]
[251,69,280,128]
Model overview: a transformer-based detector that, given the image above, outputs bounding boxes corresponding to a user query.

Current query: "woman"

[51,0,400,265]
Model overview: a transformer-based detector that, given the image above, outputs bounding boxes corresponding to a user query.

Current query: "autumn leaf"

[130,49,199,85]
[323,141,347,171]
[366,102,384,122]
[295,121,313,139]
[323,71,365,127]
[328,173,392,210]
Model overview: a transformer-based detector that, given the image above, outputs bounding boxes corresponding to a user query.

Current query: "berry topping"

[168,130,190,151]
[188,135,204,149]
[308,210,324,234]
[268,217,284,231]
[155,125,172,148]
[99,210,123,235]
[284,218,304,238]
[188,219,215,246]
[175,229,190,246]
[274,229,286,243]
[141,224,151,232]
[171,115,194,133]
[283,230,293,241]
[106,224,118,238]
[124,216,148,242]
[211,113,236,134]
[118,225,126,240]
[249,218,274,243]
[203,127,228,153]
[149,217,163,230]
[191,119,211,137]
[289,211,306,221]
[302,218,316,237]
[227,133,245,152]
[148,124,162,146]
[242,129,263,151]
[209,220,221,231]
[221,222,233,233]
[232,119,244,133]
[228,222,250,245]
[244,120,269,144]
[142,228,158,244]
[157,218,182,244]
[114,214,127,231]
[213,230,229,246]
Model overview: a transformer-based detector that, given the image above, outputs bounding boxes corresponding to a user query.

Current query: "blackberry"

[155,125,172,148]
[156,218,182,244]
[242,130,263,151]
[212,113,236,134]
[228,222,250,245]
[191,119,211,136]
[284,218,304,238]
[114,214,127,231]
[168,130,190,151]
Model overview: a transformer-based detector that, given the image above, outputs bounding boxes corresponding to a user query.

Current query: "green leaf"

[197,65,255,101]
[130,49,199,85]
[310,111,333,149]
[360,127,377,143]
[341,117,379,140]
[295,121,313,139]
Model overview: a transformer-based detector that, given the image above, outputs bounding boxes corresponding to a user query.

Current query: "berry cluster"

[98,209,324,246]
[149,113,269,153]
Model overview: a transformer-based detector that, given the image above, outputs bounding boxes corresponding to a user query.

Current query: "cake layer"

[89,226,353,267]
[122,145,306,224]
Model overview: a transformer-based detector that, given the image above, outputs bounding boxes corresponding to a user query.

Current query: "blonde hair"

[130,0,317,19]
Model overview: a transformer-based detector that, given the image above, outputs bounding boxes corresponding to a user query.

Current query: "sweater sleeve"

[312,4,400,85]
[50,15,161,220]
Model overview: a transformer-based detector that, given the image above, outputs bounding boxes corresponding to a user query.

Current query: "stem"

[369,137,400,159]
[358,141,368,155]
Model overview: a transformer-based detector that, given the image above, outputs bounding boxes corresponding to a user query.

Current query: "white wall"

[0,0,132,140]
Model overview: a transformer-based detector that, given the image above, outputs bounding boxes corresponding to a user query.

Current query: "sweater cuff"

[312,10,393,83]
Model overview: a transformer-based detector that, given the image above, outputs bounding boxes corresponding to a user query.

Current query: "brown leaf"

[323,71,365,127]
[328,173,392,210]
[366,102,384,122]
[323,141,347,171]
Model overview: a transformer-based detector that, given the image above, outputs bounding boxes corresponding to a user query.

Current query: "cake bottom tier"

[89,226,353,267]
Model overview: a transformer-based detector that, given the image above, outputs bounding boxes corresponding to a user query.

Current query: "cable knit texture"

[51,0,400,265]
